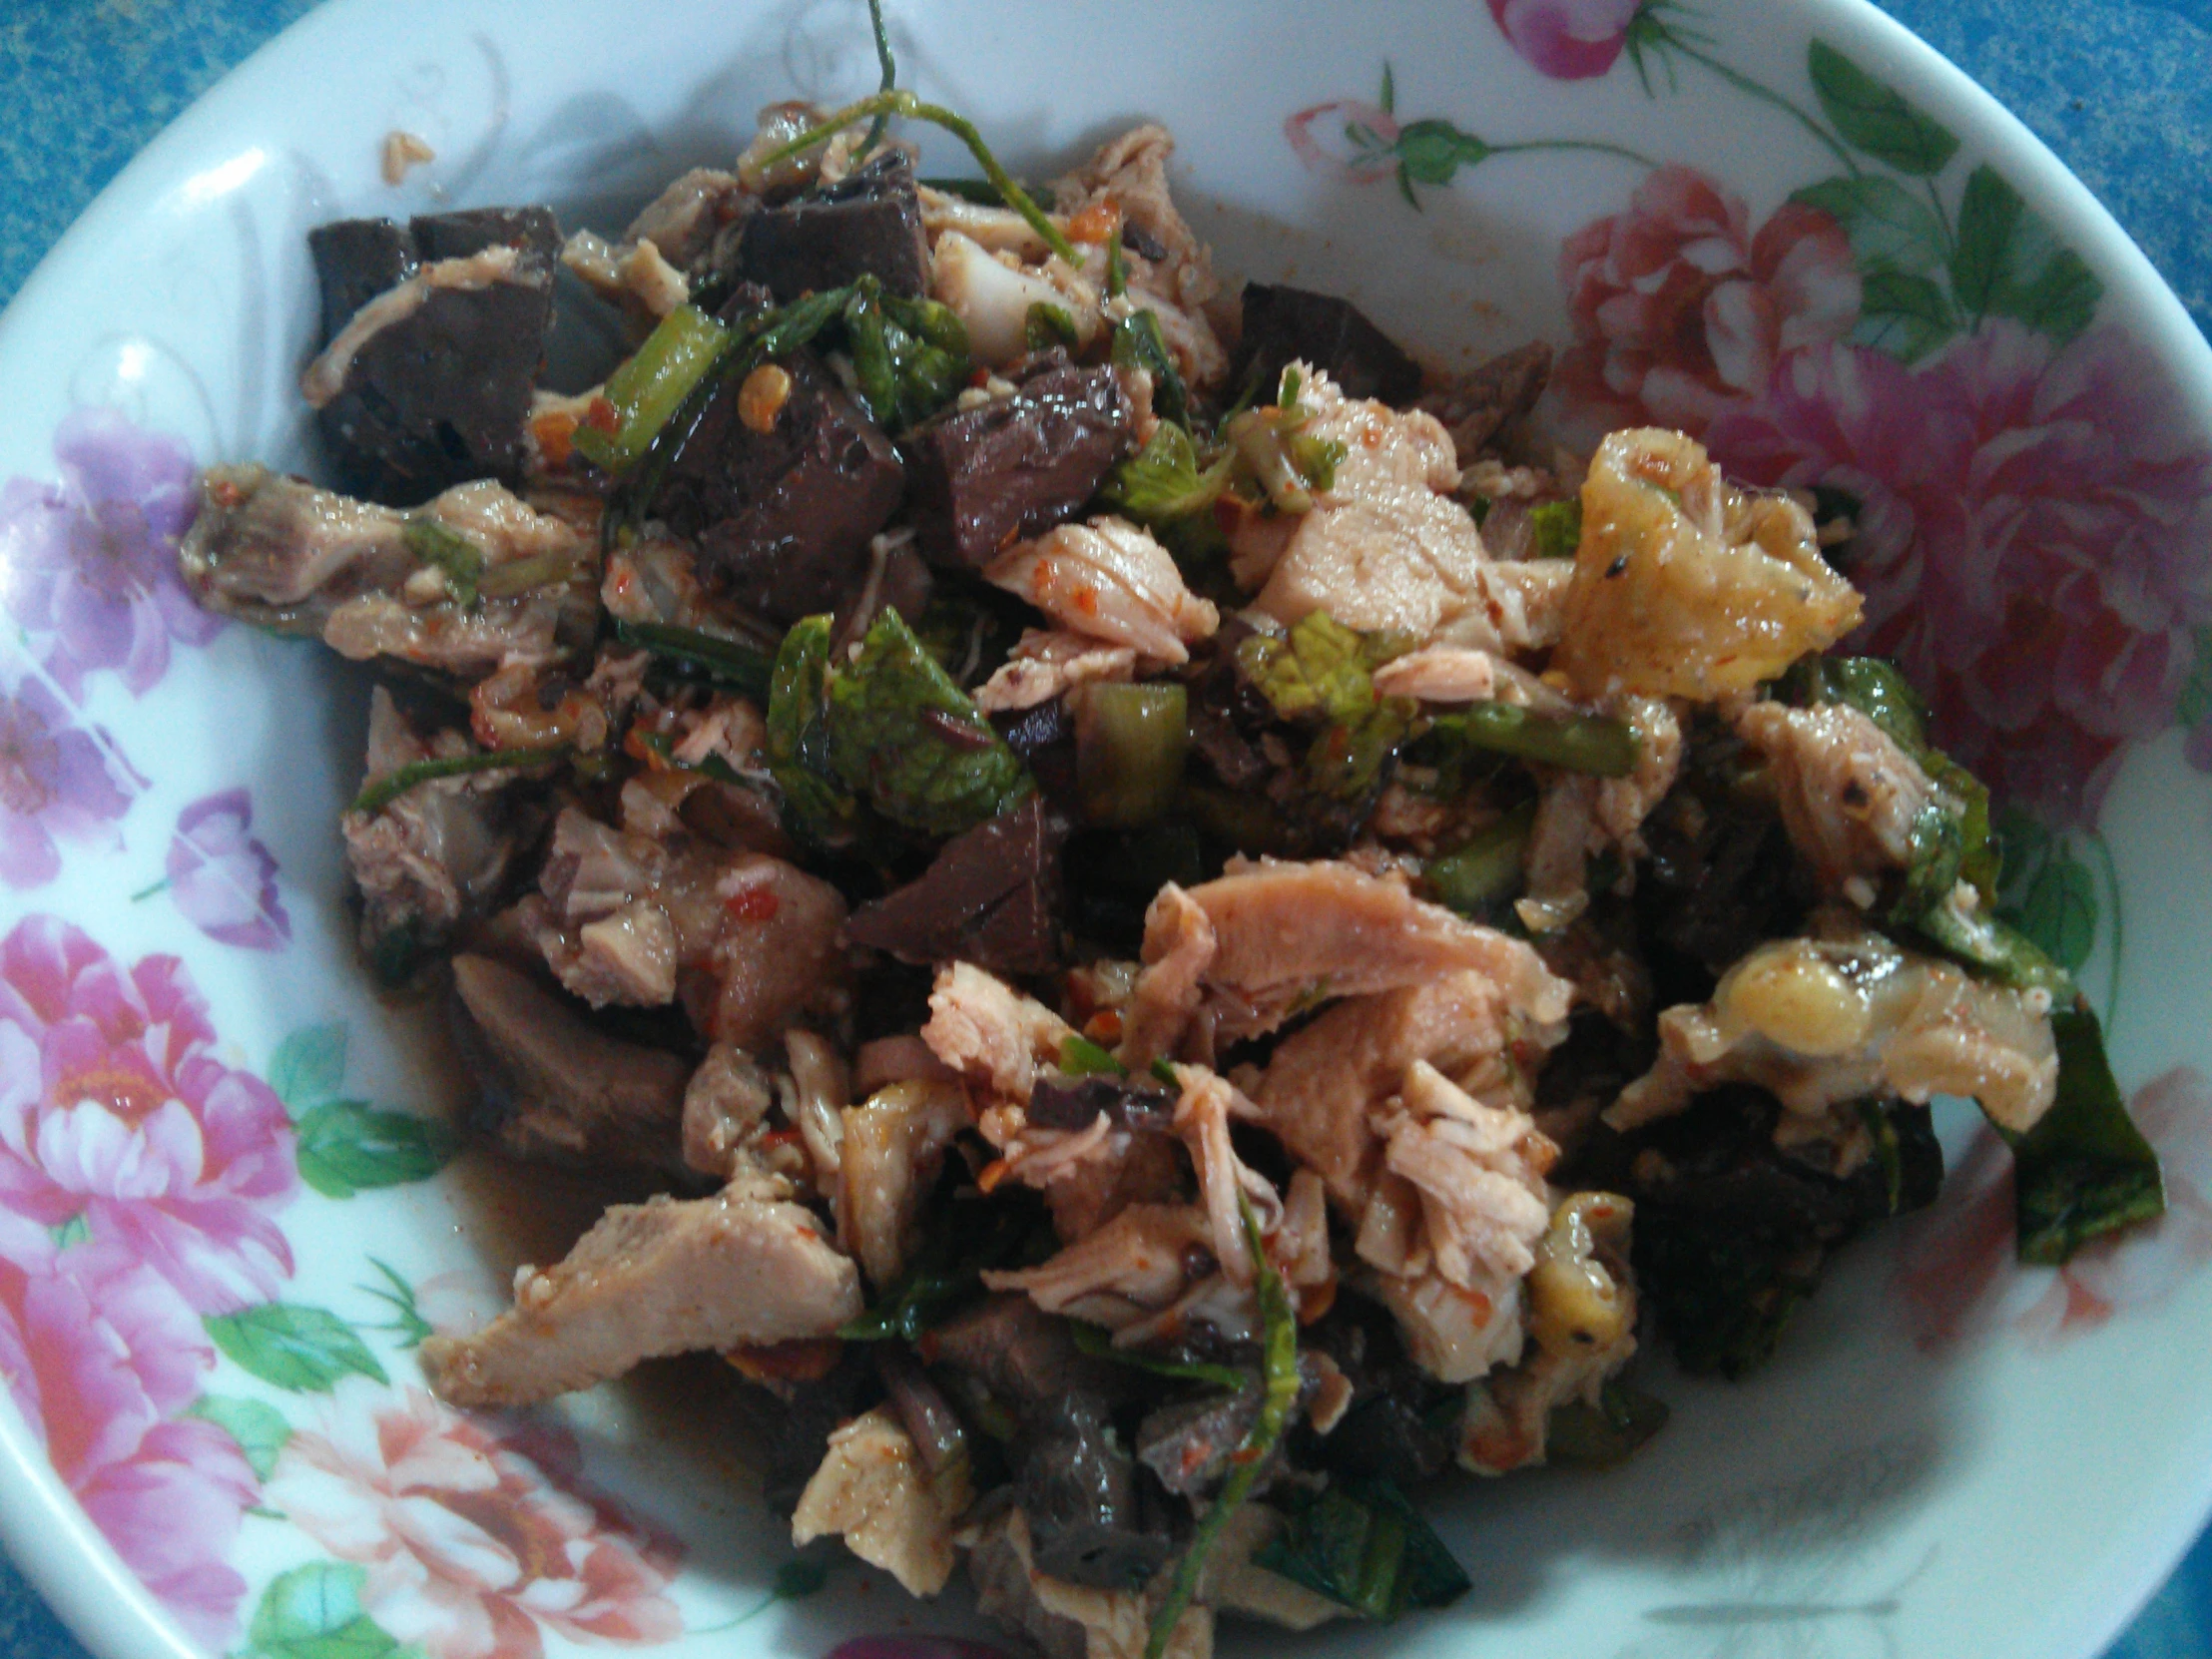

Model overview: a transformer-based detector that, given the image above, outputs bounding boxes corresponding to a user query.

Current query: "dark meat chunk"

[1303,1298,1456,1486]
[1417,339,1553,460]
[759,1347,880,1515]
[921,1294,1130,1415]
[305,205,560,507]
[1018,1391,1169,1590]
[1637,764,1813,1007]
[736,150,929,301]
[655,348,904,624]
[903,356,1135,570]
[1232,281,1422,407]
[1028,1075,1174,1135]
[846,797,1068,976]
[449,953,694,1175]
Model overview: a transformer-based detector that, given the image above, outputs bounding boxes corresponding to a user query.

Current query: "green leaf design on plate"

[50,1214,88,1250]
[248,1562,403,1659]
[1853,269,1957,364]
[206,1304,388,1392]
[1392,119,1487,186]
[1950,164,2102,339]
[1807,42,1959,176]
[268,1023,348,1115]
[294,1101,456,1200]
[1791,175,1947,276]
[186,1394,293,1480]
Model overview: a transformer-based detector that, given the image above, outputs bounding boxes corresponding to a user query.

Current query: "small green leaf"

[248,1562,401,1659]
[1852,269,1957,364]
[1790,175,1948,276]
[294,1102,455,1200]
[50,1214,88,1249]
[1392,120,1486,187]
[268,1024,348,1114]
[186,1394,293,1480]
[2006,846,2098,972]
[1807,41,1959,175]
[206,1304,388,1393]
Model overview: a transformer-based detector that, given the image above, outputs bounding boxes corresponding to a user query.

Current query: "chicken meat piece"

[450,953,694,1173]
[1736,700,1940,899]
[1121,858,1571,1062]
[517,808,679,1006]
[344,690,542,971]
[837,1079,973,1289]
[1553,428,1862,702]
[1377,1062,1556,1289]
[180,465,594,678]
[681,1041,783,1182]
[921,962,1076,1107]
[983,1203,1216,1331]
[419,1182,861,1406]
[975,629,1141,713]
[984,517,1219,664]
[792,1405,966,1596]
[969,1505,1213,1659]
[1354,1263,1526,1385]
[1611,912,2060,1139]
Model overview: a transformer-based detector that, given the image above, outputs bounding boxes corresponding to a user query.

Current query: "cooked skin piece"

[984,517,1220,663]
[1736,700,1939,897]
[1611,913,2060,1137]
[1121,857,1572,1062]
[450,954,693,1173]
[419,1180,861,1406]
[837,1078,972,1289]
[520,809,679,1006]
[181,466,593,677]
[983,1203,1216,1331]
[922,962,1077,1107]
[791,1405,966,1596]
[1553,427,1862,701]
[974,629,1141,712]
[343,691,535,965]
[968,1506,1214,1659]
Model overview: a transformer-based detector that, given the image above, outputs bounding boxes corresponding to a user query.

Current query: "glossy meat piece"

[737,149,929,300]
[847,797,1069,977]
[792,1405,963,1596]
[655,347,904,624]
[903,358,1135,570]
[419,1181,862,1406]
[984,516,1219,663]
[1232,281,1422,406]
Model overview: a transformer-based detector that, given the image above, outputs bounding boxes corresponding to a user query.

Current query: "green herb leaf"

[1145,1194,1301,1659]
[573,301,733,474]
[1236,612,1384,726]
[1791,175,1949,276]
[1025,299,1081,353]
[1074,683,1188,828]
[206,1304,387,1392]
[350,743,570,818]
[1068,1321,1248,1391]
[248,1562,401,1659]
[294,1101,455,1199]
[1255,1475,1472,1620]
[1423,801,1537,917]
[612,617,773,698]
[1110,309,1193,429]
[268,1023,348,1114]
[1527,498,1582,560]
[1807,41,1959,175]
[845,283,970,431]
[1097,422,1232,526]
[2007,1006,2164,1265]
[766,615,864,847]
[186,1394,293,1481]
[1059,1033,1128,1078]
[1544,1380,1670,1469]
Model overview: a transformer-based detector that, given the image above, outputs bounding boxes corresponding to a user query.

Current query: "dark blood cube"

[736,150,929,301]
[1233,280,1423,407]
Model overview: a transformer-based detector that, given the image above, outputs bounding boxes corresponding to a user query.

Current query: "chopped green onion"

[1424,801,1537,915]
[400,518,484,606]
[1145,1194,1301,1659]
[476,548,582,600]
[611,618,773,698]
[1074,683,1188,829]
[1068,1321,1248,1390]
[1528,498,1582,559]
[1450,702,1637,777]
[351,744,569,817]
[1105,234,1129,299]
[1150,1057,1182,1088]
[1058,1033,1128,1078]
[574,303,732,475]
[756,90,1079,265]
[858,0,897,156]
[1025,299,1080,352]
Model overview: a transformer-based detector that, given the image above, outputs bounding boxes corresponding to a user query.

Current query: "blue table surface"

[0,1,2207,1656]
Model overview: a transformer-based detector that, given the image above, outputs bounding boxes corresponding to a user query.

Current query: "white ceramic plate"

[2,2,2211,1657]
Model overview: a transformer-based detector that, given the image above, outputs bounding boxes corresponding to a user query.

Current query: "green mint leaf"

[1807,41,1959,175]
[268,1024,348,1115]
[1790,175,1948,276]
[824,608,1033,837]
[1852,269,1957,364]
[186,1394,293,1481]
[2007,1007,2164,1266]
[2004,842,2098,973]
[1097,421,1232,526]
[1236,611,1381,726]
[766,615,865,847]
[294,1102,455,1200]
[206,1304,388,1392]
[248,1561,403,1659]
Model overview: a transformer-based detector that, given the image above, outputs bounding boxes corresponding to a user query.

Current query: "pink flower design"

[267,1381,685,1659]
[0,408,219,700]
[0,1227,256,1649]
[1486,0,1643,80]
[1284,100,1403,185]
[1706,325,2212,827]
[1553,165,1861,441]
[1894,1067,2212,1351]
[0,915,295,1315]
[167,789,290,952]
[0,653,141,889]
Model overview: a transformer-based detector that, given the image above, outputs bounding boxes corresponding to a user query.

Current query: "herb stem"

[351,744,569,817]
[758,91,1079,264]
[859,0,897,156]
[1672,42,1861,177]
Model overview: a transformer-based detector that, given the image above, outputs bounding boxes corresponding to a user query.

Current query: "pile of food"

[175,24,2164,1658]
